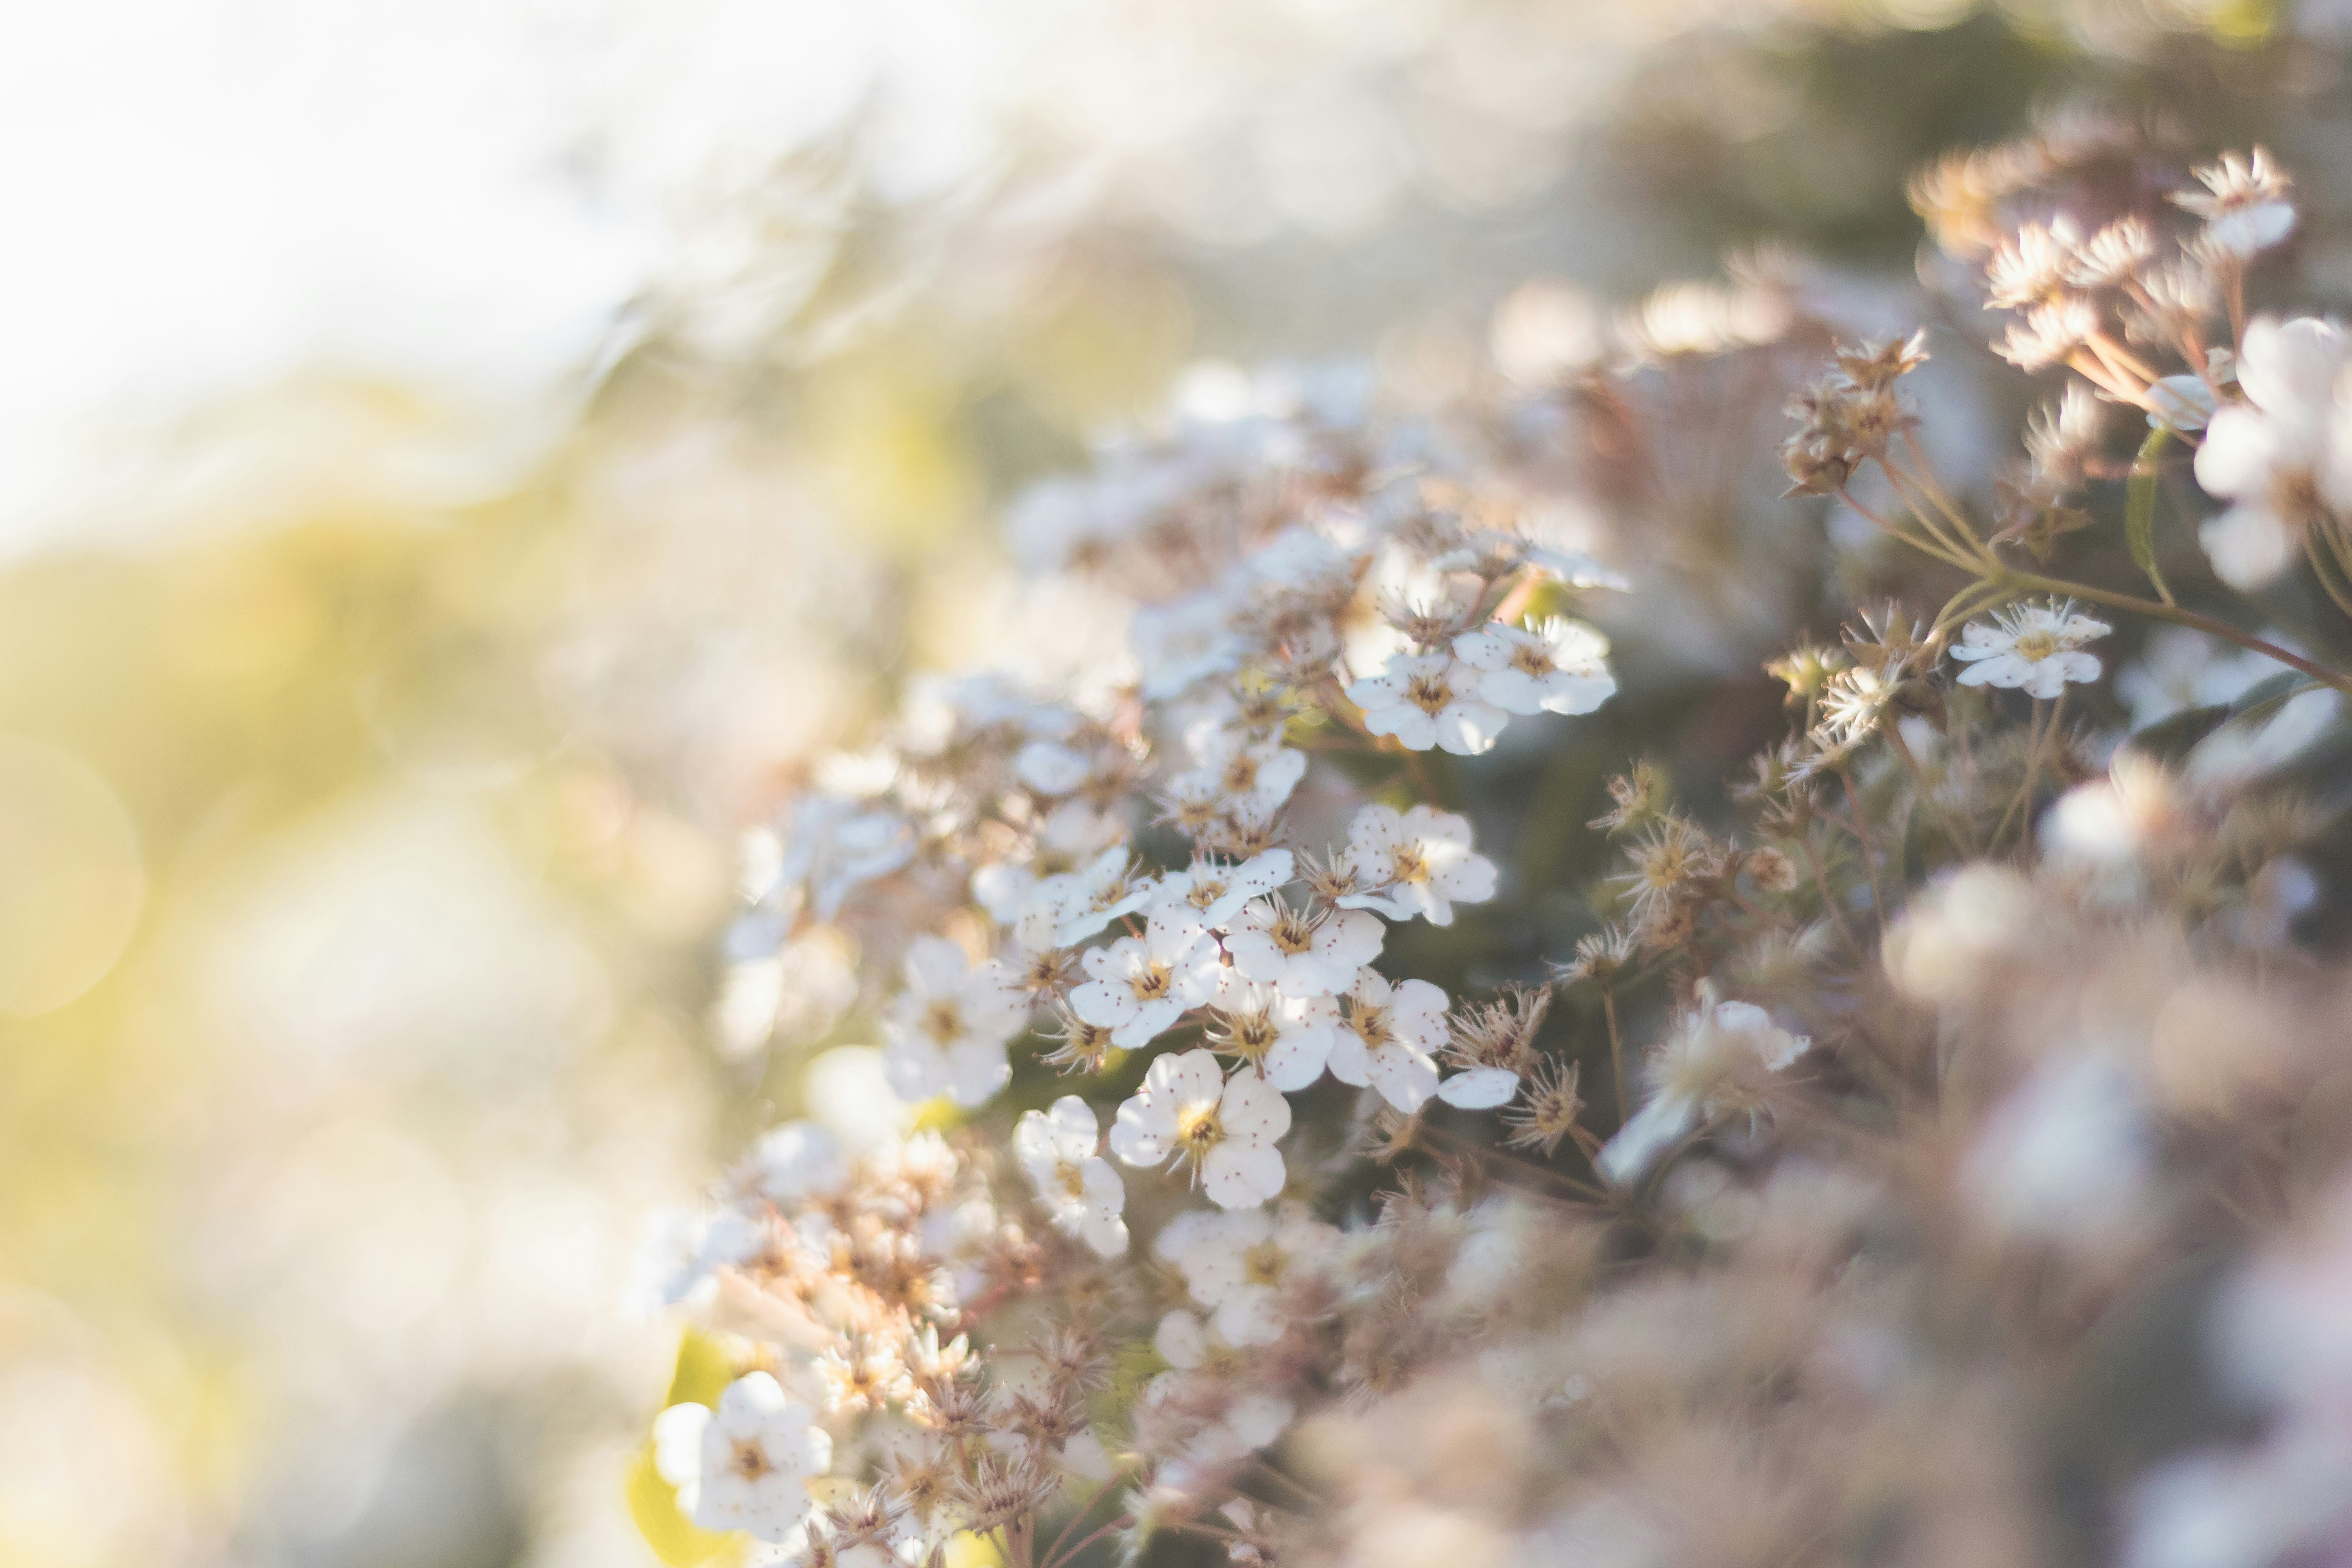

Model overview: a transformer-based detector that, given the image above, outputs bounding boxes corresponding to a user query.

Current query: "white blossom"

[1949,600,2111,699]
[1206,968,1338,1091]
[1224,895,1383,997]
[881,937,1027,1108]
[1169,725,1308,818]
[1152,849,1295,931]
[1157,1203,1338,1345]
[2192,316,2352,588]
[1451,617,1616,717]
[748,1122,848,1204]
[652,1372,832,1542]
[1031,846,1158,947]
[1147,1308,1295,1466]
[1345,650,1509,755]
[1598,998,1811,1187]
[1015,1096,1129,1257]
[1070,911,1221,1049]
[1110,1048,1291,1208]
[1337,803,1499,926]
[1326,969,1448,1113]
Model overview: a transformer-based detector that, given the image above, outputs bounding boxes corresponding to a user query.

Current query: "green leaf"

[2127,426,2174,604]
[2225,669,2319,726]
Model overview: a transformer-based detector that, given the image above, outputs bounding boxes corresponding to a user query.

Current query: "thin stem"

[1602,988,1628,1123]
[1835,485,1980,571]
[1993,569,2352,696]
[1044,1515,1134,1568]
[1043,1476,1123,1568]
[2307,534,2352,622]
[1837,766,1888,936]
[1797,831,1858,949]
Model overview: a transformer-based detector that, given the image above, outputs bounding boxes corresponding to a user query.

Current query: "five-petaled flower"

[652,1371,832,1542]
[1336,803,1498,926]
[881,936,1027,1107]
[1326,969,1449,1113]
[1069,911,1221,1049]
[1345,650,1509,755]
[1950,599,2111,699]
[1452,617,1616,717]
[1224,895,1383,997]
[1110,1048,1291,1208]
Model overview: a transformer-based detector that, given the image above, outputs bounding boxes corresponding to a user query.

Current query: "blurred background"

[0,0,2342,1563]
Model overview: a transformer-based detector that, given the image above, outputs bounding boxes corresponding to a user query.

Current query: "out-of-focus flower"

[881,936,1027,1107]
[653,1372,832,1542]
[2192,316,2352,588]
[1015,1096,1129,1258]
[1158,1203,1336,1346]
[2172,147,2297,258]
[1598,996,1809,1186]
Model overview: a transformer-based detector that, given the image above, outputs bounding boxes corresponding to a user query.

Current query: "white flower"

[2192,316,2352,588]
[1157,1203,1337,1345]
[1451,617,1616,717]
[1169,725,1308,818]
[1336,803,1499,926]
[2173,147,2297,258]
[1224,895,1383,997]
[748,1122,848,1203]
[1325,969,1448,1113]
[1070,912,1221,1049]
[1205,969,1338,1091]
[768,797,915,921]
[1133,591,1245,701]
[1345,650,1510,755]
[1152,849,1294,931]
[652,1372,832,1543]
[881,937,1027,1108]
[1110,1048,1291,1208]
[1146,1309,1294,1467]
[1949,599,2111,699]
[971,861,1039,927]
[1014,739,1093,796]
[1030,846,1158,947]
[1015,1096,1129,1258]
[1597,998,1810,1187]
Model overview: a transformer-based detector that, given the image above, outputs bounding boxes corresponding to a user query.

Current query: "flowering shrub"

[646,123,2352,1568]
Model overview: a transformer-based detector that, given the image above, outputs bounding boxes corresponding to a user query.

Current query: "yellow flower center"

[2012,628,2060,662]
[1270,913,1316,956]
[1405,673,1455,715]
[1390,844,1430,886]
[1510,642,1555,677]
[1057,1160,1089,1199]
[1243,1240,1286,1285]
[1175,1102,1226,1155]
[1227,1013,1278,1062]
[729,1438,773,1481]
[1346,1002,1393,1051]
[922,1000,964,1045]
[1130,962,1173,1002]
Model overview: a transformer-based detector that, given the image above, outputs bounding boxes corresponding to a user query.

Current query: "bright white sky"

[0,0,1063,549]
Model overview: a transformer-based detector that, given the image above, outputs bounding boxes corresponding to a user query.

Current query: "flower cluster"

[645,129,2352,1568]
